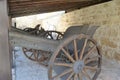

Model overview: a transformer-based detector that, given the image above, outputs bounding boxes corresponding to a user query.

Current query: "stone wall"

[58,0,120,61]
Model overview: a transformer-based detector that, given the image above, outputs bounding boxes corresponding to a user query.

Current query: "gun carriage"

[9,25,102,80]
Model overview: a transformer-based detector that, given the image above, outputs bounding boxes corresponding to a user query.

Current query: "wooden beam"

[8,0,92,9]
[9,2,81,11]
[9,0,92,3]
[0,0,12,80]
[8,0,112,17]
[9,1,86,8]
[9,3,82,17]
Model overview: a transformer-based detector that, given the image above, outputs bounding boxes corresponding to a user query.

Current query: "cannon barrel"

[9,27,60,52]
[9,25,99,52]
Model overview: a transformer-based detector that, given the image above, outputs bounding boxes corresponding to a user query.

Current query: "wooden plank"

[9,0,92,3]
[8,0,111,8]
[7,0,92,12]
[9,2,82,12]
[0,0,12,80]
[9,3,82,17]
[8,0,112,17]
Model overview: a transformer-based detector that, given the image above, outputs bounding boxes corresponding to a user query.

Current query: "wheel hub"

[73,60,84,74]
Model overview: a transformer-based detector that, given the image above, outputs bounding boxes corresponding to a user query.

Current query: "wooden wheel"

[22,31,63,64]
[48,34,102,80]
[22,48,36,61]
[22,48,39,61]
[44,31,63,40]
[22,48,51,66]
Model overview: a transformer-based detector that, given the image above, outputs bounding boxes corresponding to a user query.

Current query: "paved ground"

[12,47,120,80]
[97,57,120,80]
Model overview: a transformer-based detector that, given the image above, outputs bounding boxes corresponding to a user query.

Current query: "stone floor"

[97,57,120,80]
[12,47,120,80]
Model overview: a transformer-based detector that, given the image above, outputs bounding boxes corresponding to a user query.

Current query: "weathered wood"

[9,0,92,3]
[9,2,81,12]
[0,0,12,80]
[8,0,111,17]
[9,2,83,17]
[9,28,60,52]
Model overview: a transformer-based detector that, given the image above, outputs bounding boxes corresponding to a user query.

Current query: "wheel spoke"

[50,32,54,39]
[84,66,98,71]
[48,32,53,39]
[74,74,78,80]
[73,40,78,60]
[80,38,88,60]
[83,46,96,60]
[78,73,82,80]
[85,55,100,64]
[29,53,34,58]
[62,48,75,63]
[57,34,59,40]
[54,62,73,67]
[23,48,27,52]
[49,67,52,79]
[37,52,40,60]
[82,69,92,80]
[53,68,73,79]
[29,49,33,52]
[66,72,74,80]
[33,51,38,60]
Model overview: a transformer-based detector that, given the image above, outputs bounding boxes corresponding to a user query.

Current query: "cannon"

[22,25,64,66]
[9,25,102,80]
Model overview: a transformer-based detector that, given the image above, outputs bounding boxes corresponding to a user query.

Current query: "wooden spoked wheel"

[22,31,63,64]
[48,34,102,80]
[22,48,47,61]
[44,31,63,40]
[22,48,36,61]
[22,48,50,66]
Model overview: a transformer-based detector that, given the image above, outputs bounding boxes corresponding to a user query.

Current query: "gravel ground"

[12,47,120,80]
